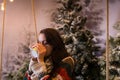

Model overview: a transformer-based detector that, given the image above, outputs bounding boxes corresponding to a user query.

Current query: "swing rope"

[0,0,6,79]
[31,0,38,41]
[0,0,38,79]
[106,0,109,80]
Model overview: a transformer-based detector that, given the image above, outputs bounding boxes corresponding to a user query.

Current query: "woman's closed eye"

[42,41,48,45]
[38,40,48,45]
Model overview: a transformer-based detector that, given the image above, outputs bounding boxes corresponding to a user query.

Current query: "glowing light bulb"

[9,0,14,2]
[1,3,4,11]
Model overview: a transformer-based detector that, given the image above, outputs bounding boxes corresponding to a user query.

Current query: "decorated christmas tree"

[52,0,105,80]
[109,21,120,80]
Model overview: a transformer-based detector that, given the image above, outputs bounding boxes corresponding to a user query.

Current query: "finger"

[37,44,46,53]
[32,43,39,48]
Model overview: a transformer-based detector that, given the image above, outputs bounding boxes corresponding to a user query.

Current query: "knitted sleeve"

[41,56,75,80]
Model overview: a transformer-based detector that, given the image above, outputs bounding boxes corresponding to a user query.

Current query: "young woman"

[25,28,75,80]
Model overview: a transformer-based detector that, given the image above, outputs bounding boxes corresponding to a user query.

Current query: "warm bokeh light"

[0,3,4,11]
[9,0,14,2]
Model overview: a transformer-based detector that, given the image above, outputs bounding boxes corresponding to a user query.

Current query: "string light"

[0,3,4,11]
[0,0,14,11]
[9,0,14,2]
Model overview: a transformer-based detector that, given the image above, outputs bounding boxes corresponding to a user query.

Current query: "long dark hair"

[40,28,69,66]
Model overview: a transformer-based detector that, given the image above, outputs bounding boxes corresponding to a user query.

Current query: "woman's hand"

[40,75,50,80]
[40,74,63,80]
[32,43,47,62]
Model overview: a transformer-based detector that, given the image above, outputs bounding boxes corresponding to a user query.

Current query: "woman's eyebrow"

[37,40,47,43]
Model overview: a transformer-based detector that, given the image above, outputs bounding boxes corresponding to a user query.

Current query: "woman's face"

[38,33,53,57]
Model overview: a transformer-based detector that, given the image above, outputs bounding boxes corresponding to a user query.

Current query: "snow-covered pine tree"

[52,0,103,80]
[109,21,120,80]
[84,0,105,57]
